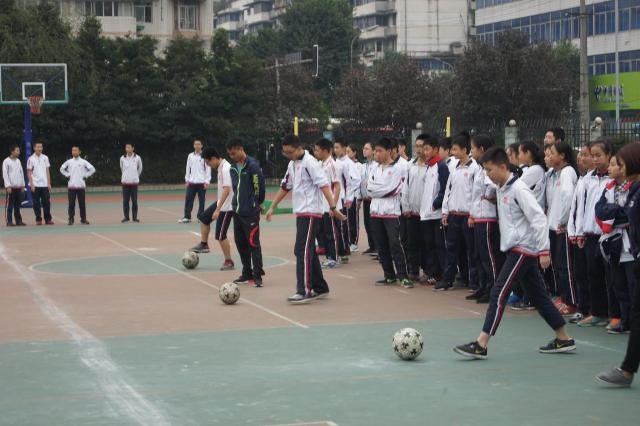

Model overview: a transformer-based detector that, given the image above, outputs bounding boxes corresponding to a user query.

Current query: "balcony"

[359,25,396,40]
[353,1,395,18]
[216,20,242,31]
[245,11,273,26]
[97,16,137,36]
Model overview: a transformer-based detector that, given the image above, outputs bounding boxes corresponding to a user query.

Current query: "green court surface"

[0,317,637,426]
[31,253,287,276]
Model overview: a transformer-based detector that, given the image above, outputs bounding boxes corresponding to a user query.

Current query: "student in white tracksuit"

[368,138,411,288]
[419,135,450,283]
[454,146,575,360]
[468,135,504,303]
[267,135,344,304]
[334,140,361,255]
[575,138,616,326]
[3,145,26,226]
[545,142,578,314]
[439,133,479,291]
[179,139,211,223]
[120,143,143,222]
[347,143,363,248]
[402,136,428,280]
[314,138,343,267]
[60,146,96,225]
[360,142,378,254]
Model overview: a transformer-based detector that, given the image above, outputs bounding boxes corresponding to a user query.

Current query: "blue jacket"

[230,155,265,217]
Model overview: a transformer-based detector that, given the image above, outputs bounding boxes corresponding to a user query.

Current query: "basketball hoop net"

[27,96,44,115]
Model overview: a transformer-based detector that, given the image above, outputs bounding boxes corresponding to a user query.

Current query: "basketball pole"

[22,105,33,208]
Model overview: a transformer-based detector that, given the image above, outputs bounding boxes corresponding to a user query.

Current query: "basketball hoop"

[27,96,44,115]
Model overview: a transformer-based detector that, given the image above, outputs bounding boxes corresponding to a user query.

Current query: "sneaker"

[510,301,528,311]
[233,275,252,284]
[607,325,630,335]
[177,218,191,224]
[321,259,337,269]
[375,278,397,286]
[476,293,490,304]
[16,222,26,226]
[287,293,315,304]
[315,247,326,256]
[251,278,263,288]
[453,341,488,360]
[121,218,130,223]
[524,302,537,311]
[133,218,140,223]
[552,296,564,308]
[606,318,621,330]
[80,220,90,225]
[568,312,584,324]
[466,288,484,300]
[6,222,14,227]
[350,244,358,252]
[506,292,521,306]
[578,315,608,327]
[596,368,633,388]
[314,290,329,300]
[401,279,414,289]
[219,260,234,271]
[191,243,210,254]
[362,248,376,255]
[67,219,73,226]
[433,281,452,291]
[538,338,576,354]
[557,303,577,316]
[340,256,349,264]
[36,219,43,226]
[45,220,54,225]
[368,252,378,257]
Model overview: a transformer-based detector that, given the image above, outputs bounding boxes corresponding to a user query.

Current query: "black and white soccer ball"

[392,328,424,360]
[182,251,199,270]
[219,282,240,305]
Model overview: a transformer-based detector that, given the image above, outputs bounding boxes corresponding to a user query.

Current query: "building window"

[134,1,152,23]
[178,2,199,30]
[84,1,120,17]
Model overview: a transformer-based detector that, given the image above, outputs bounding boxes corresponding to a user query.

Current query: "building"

[55,1,214,52]
[351,0,472,69]
[474,0,640,120]
[213,0,288,42]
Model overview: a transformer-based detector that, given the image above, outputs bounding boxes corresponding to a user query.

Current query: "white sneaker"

[287,293,315,304]
[321,259,337,269]
[350,244,358,252]
[177,218,191,224]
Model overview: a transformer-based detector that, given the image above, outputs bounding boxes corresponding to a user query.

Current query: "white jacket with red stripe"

[367,159,405,218]
[442,158,479,217]
[497,174,550,257]
[470,167,498,222]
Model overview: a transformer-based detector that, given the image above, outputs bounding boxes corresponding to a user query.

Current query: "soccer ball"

[219,282,240,305]
[182,251,199,269]
[392,328,424,361]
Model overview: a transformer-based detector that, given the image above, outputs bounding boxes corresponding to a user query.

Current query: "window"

[178,2,198,30]
[84,1,119,17]
[134,1,152,23]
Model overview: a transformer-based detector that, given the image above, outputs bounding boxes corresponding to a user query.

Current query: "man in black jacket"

[226,139,266,287]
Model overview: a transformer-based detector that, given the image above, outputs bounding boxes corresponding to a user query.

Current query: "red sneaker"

[552,297,564,308]
[219,260,235,271]
[45,220,54,225]
[316,247,326,255]
[36,219,43,226]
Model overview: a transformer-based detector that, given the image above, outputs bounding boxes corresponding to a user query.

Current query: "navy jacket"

[624,181,640,259]
[230,155,266,217]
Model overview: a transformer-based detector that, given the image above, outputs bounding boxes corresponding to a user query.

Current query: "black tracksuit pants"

[294,216,329,296]
[233,213,264,280]
[32,187,51,222]
[371,217,408,280]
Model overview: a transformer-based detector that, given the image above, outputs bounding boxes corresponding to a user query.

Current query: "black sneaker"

[133,218,140,223]
[433,281,452,291]
[233,275,252,284]
[287,293,316,304]
[314,290,329,299]
[375,278,397,286]
[68,219,74,226]
[539,338,576,354]
[6,222,14,227]
[362,248,376,255]
[453,341,488,360]
[80,220,90,225]
[466,288,484,300]
[121,218,130,223]
[16,222,26,226]
[191,242,210,254]
[252,278,263,288]
[476,293,490,304]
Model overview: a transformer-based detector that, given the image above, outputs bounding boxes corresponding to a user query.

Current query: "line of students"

[2,142,145,226]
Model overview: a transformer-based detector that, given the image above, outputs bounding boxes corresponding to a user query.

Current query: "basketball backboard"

[0,63,68,105]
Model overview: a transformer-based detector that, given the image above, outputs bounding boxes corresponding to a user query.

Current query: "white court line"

[393,288,411,295]
[149,206,178,216]
[452,306,483,316]
[189,231,200,237]
[575,339,624,354]
[266,422,338,426]
[0,243,170,425]
[337,273,354,280]
[91,232,308,329]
